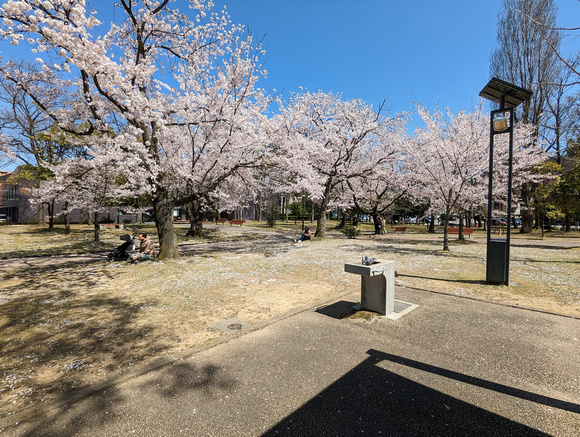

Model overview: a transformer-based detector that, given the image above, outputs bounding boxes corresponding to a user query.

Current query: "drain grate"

[214,318,251,333]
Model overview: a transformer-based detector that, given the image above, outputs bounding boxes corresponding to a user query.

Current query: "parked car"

[0,214,7,222]
[490,218,507,226]
[448,215,460,225]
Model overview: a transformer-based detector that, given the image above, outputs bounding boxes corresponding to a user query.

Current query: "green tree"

[551,138,580,231]
[533,161,563,236]
[490,0,561,233]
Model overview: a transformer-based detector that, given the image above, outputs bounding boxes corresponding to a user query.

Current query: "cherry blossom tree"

[160,88,271,237]
[489,119,549,225]
[33,146,148,240]
[0,135,11,165]
[0,0,268,259]
[342,119,408,229]
[405,104,547,250]
[276,91,400,238]
[405,105,493,250]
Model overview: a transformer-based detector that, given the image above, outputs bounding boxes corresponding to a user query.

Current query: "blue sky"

[2,0,579,114]
[208,0,580,115]
[1,0,579,171]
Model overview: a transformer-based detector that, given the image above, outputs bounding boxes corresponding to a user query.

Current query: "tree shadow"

[0,266,169,425]
[0,252,109,274]
[18,361,238,437]
[141,361,238,399]
[179,234,292,257]
[338,242,484,260]
[517,258,580,264]
[0,226,119,259]
[397,273,487,285]
[511,242,580,251]
[1,261,114,291]
[263,349,574,436]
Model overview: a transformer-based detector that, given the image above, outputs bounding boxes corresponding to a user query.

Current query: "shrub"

[341,226,360,239]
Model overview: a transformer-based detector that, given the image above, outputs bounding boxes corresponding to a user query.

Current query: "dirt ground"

[1,225,579,428]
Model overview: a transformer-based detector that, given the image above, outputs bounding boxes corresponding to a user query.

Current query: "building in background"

[0,167,140,224]
[0,168,38,223]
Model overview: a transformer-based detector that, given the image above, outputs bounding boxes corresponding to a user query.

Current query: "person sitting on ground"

[130,233,156,264]
[295,226,312,243]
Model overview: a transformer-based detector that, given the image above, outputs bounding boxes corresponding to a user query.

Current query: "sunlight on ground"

[0,224,578,427]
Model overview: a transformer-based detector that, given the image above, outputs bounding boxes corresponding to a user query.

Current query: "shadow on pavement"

[315,300,358,319]
[141,361,237,399]
[263,349,560,436]
[18,361,237,437]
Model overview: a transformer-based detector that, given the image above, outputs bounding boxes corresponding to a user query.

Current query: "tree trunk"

[443,209,451,251]
[64,211,70,234]
[62,201,71,234]
[47,200,55,229]
[520,207,534,232]
[153,192,180,259]
[314,180,333,238]
[93,211,100,242]
[519,186,534,233]
[428,212,435,233]
[338,209,347,229]
[458,211,464,241]
[186,199,204,238]
[565,213,571,232]
[314,204,327,238]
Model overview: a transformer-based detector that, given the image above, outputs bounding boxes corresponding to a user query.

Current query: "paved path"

[11,287,580,436]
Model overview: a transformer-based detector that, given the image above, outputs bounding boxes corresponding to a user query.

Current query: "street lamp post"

[479,77,532,285]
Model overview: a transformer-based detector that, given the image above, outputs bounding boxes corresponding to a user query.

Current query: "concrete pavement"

[10,286,580,436]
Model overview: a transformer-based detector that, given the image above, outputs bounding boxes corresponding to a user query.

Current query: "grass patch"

[0,224,265,259]
[349,310,376,321]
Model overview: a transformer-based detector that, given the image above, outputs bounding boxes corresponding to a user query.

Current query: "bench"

[99,223,124,229]
[448,227,473,238]
[216,218,227,225]
[230,219,245,226]
[393,227,407,233]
